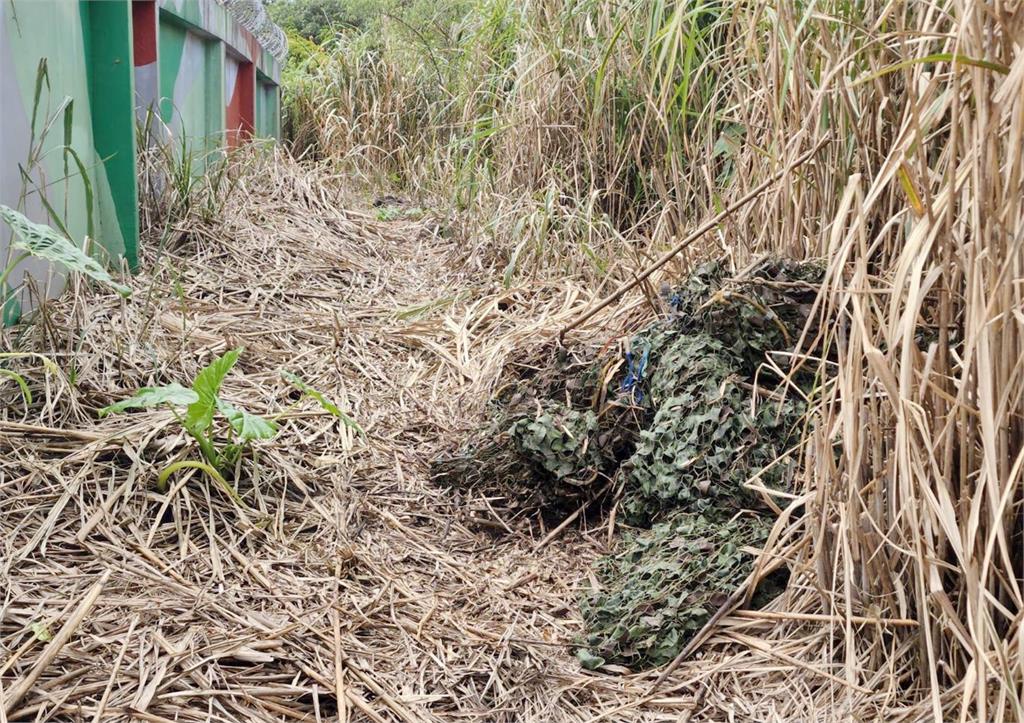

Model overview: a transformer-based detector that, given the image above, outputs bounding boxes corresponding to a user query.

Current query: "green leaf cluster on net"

[577,513,771,669]
[508,403,604,481]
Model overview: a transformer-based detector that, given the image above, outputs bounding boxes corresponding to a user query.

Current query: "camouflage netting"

[432,257,824,669]
[432,347,640,517]
[577,513,773,668]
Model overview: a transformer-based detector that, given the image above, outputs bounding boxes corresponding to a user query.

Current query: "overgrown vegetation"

[1,59,131,324]
[288,0,1024,713]
[1,0,1018,716]
[0,205,132,303]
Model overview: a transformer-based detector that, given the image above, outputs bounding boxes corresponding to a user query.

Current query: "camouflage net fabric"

[432,257,824,668]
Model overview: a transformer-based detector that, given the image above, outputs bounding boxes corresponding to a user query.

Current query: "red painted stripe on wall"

[132,0,157,66]
[226,60,255,148]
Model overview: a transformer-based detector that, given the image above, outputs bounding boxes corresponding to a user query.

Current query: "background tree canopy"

[268,0,469,43]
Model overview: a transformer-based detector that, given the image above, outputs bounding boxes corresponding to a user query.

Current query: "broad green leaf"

[282,370,364,435]
[0,205,131,296]
[99,383,198,416]
[185,348,242,435]
[216,398,279,442]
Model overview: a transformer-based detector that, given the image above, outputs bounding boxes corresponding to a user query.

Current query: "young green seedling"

[100,348,276,502]
[101,350,359,506]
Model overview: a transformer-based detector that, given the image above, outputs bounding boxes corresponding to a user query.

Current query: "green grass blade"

[282,370,364,435]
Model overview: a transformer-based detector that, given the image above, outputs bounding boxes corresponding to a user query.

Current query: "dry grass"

[0,117,1018,718]
[0,149,674,722]
[283,0,1024,717]
[0,144,922,722]
[1,0,1022,714]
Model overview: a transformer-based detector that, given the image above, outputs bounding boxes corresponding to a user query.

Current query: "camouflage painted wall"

[1,0,285,322]
[139,0,283,148]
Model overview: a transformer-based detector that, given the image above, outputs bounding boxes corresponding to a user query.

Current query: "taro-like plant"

[0,205,132,314]
[99,348,358,504]
[0,206,132,406]
[99,348,272,502]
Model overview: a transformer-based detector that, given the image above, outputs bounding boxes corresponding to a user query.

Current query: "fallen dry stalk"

[558,137,830,342]
[3,570,110,715]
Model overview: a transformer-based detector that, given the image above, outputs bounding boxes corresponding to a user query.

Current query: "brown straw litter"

[0,144,1012,722]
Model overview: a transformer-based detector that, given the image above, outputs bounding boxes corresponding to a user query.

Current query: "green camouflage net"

[577,513,771,668]
[508,403,604,482]
[432,258,823,669]
[431,354,638,516]
[621,330,805,524]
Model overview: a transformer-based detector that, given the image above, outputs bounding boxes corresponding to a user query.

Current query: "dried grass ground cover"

[281,0,1024,718]
[0,153,746,722]
[0,154,602,722]
[0,146,1016,722]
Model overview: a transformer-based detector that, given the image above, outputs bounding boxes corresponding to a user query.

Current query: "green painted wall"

[82,0,139,268]
[2,0,131,263]
[159,18,225,156]
[255,77,279,139]
[1,0,284,322]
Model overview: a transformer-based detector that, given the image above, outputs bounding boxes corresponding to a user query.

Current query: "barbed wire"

[219,0,288,62]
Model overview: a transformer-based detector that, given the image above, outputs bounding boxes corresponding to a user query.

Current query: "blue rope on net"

[620,341,650,403]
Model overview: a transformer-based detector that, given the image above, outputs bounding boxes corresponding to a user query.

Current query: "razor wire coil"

[218,0,288,61]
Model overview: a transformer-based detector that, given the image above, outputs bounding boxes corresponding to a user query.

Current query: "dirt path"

[1,158,688,721]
